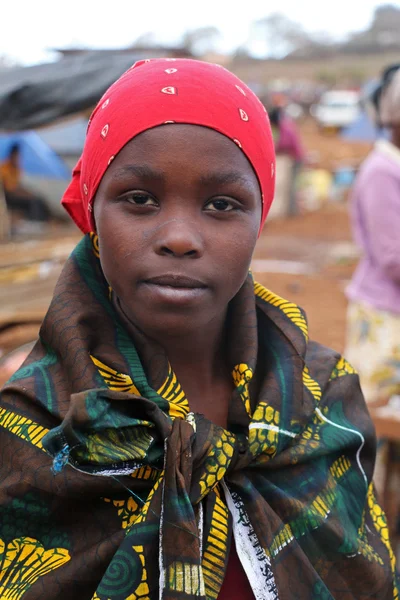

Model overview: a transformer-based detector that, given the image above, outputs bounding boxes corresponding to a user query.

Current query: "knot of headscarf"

[42,387,258,599]
[61,58,276,235]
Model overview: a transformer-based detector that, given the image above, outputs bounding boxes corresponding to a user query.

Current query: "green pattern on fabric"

[0,233,397,599]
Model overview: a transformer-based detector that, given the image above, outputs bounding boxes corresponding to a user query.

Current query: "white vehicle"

[312,90,361,130]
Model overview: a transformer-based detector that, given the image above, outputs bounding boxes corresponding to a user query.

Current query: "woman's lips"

[140,274,208,304]
[143,274,207,288]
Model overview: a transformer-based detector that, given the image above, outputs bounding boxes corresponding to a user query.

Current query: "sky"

[2,0,399,65]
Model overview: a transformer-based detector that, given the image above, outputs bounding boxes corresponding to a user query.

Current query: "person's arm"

[361,171,400,283]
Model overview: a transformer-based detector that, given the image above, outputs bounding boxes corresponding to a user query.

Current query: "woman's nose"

[154,219,204,258]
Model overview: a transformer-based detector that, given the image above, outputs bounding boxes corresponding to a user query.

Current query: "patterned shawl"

[0,234,398,600]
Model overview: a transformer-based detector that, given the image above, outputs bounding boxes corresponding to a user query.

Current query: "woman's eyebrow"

[198,171,255,189]
[110,165,165,182]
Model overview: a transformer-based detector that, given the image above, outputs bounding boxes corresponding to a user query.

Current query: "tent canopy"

[341,111,389,142]
[0,131,71,179]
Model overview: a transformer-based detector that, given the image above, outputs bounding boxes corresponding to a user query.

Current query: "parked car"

[311,90,361,131]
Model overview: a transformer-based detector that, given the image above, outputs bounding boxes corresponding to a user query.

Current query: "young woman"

[0,59,397,600]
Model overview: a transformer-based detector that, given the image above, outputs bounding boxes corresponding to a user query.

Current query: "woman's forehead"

[107,124,259,180]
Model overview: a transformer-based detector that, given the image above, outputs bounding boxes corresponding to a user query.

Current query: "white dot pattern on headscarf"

[98,64,256,162]
[83,183,88,195]
[161,87,177,95]
[107,155,115,166]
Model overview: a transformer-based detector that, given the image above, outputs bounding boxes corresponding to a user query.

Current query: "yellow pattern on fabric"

[130,465,159,481]
[128,545,150,599]
[254,281,308,340]
[329,356,357,380]
[367,483,399,599]
[79,427,153,465]
[303,367,322,403]
[232,363,253,417]
[357,494,385,566]
[91,355,141,395]
[329,455,351,479]
[90,232,100,258]
[166,561,205,596]
[201,495,229,599]
[269,523,295,558]
[157,365,190,419]
[103,497,140,530]
[358,530,384,565]
[0,407,49,452]
[293,411,323,461]
[0,537,70,599]
[288,457,352,542]
[198,431,235,500]
[134,473,164,524]
[248,402,281,460]
[309,457,351,520]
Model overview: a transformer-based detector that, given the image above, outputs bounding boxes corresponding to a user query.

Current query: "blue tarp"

[0,131,71,179]
[341,111,389,142]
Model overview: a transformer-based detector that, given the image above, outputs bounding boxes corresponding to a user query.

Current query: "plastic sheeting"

[0,52,138,131]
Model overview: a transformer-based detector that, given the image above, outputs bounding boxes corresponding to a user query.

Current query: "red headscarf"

[61,58,275,234]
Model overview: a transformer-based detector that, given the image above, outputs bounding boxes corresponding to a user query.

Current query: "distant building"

[52,45,193,60]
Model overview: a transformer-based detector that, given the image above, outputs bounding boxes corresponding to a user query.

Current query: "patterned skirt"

[345,299,400,494]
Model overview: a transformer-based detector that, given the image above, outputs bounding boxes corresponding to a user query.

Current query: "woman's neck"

[160,319,234,426]
[117,295,231,387]
[169,328,228,384]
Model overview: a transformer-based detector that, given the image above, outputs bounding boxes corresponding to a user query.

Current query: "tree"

[345,4,400,52]
[253,13,312,58]
[181,26,221,56]
[130,32,158,49]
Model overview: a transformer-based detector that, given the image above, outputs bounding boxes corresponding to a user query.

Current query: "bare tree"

[254,13,312,57]
[181,26,221,56]
[130,32,158,49]
[345,4,400,53]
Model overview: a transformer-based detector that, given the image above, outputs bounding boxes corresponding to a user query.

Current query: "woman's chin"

[138,314,211,340]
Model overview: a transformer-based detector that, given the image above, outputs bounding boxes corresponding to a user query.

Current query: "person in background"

[269,106,305,216]
[346,64,400,494]
[0,143,50,222]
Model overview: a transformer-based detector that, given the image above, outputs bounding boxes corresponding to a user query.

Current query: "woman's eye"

[121,193,158,206]
[205,198,235,212]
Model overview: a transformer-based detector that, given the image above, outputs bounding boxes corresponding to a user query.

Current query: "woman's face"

[94,124,262,337]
